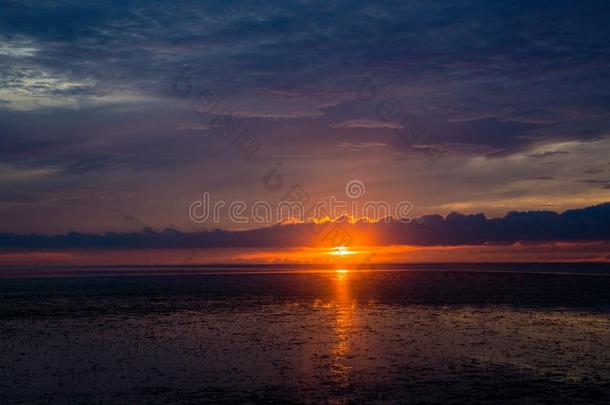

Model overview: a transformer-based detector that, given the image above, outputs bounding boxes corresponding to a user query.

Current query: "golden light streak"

[329,246,355,256]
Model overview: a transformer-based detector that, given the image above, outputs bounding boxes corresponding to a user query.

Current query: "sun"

[329,246,354,256]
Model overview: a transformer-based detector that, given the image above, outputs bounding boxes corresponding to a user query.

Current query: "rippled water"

[1,266,610,403]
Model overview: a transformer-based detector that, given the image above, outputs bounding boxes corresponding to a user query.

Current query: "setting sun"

[329,246,354,256]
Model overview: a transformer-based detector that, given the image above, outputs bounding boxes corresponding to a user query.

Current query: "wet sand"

[1,266,610,403]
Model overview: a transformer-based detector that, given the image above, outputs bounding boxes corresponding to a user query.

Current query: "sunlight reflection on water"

[331,271,355,391]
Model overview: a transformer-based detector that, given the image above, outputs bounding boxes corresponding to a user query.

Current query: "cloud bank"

[1,203,609,250]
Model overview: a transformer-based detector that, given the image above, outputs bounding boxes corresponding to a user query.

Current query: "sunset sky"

[1,1,610,263]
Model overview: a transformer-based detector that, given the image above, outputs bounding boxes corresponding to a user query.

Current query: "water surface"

[1,265,610,403]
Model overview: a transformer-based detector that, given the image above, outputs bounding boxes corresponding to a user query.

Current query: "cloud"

[336,142,387,149]
[330,119,402,129]
[523,176,555,181]
[580,180,610,189]
[2,202,609,250]
[584,168,604,175]
[60,155,127,174]
[437,118,539,156]
[528,150,569,159]
[0,163,57,182]
[176,123,211,131]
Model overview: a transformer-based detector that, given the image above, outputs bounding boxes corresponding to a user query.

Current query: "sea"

[1,263,610,403]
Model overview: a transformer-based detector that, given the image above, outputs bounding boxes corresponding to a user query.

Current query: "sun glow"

[336,269,349,273]
[329,246,354,256]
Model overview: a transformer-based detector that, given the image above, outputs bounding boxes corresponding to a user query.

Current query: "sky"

[1,0,610,261]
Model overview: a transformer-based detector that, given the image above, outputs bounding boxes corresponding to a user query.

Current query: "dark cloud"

[61,155,127,174]
[580,180,610,189]
[528,151,569,159]
[524,177,555,181]
[584,168,604,175]
[437,118,538,156]
[1,202,609,250]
